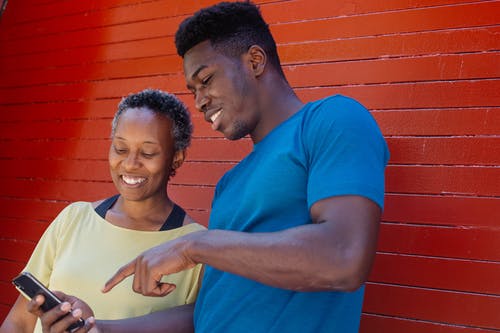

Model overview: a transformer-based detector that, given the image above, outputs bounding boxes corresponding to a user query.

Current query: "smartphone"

[12,272,85,331]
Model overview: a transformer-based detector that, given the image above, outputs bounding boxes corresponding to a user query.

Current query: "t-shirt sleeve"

[23,204,73,286]
[304,96,389,209]
[184,264,203,304]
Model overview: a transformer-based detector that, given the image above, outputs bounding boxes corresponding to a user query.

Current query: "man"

[27,2,389,332]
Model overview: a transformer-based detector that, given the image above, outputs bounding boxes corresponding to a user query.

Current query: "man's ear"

[247,45,266,77]
[172,149,186,170]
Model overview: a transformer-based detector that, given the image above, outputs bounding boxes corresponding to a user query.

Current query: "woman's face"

[109,107,184,201]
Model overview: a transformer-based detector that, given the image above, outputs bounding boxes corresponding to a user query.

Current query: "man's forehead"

[182,42,221,77]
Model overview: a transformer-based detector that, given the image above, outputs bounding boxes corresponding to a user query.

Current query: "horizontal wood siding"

[0,0,498,330]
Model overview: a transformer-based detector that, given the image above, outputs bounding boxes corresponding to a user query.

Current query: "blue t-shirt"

[194,95,389,332]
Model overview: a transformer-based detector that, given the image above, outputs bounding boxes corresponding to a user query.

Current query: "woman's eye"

[142,152,157,158]
[114,146,127,154]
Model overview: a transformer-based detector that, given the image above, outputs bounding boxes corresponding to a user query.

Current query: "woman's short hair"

[112,89,192,151]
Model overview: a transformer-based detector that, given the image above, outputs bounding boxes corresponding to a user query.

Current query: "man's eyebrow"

[190,65,208,81]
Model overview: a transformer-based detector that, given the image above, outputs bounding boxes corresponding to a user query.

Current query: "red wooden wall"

[0,0,499,331]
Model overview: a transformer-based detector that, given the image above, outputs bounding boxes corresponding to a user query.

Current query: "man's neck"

[250,78,304,144]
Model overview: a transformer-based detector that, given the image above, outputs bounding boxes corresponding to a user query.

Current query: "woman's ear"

[172,149,186,170]
[247,45,266,77]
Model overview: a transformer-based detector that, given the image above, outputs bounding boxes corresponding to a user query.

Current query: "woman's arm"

[26,292,194,333]
[0,295,38,333]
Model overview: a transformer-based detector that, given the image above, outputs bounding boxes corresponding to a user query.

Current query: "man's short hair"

[175,1,284,76]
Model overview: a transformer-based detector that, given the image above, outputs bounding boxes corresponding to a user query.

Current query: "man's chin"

[222,125,250,141]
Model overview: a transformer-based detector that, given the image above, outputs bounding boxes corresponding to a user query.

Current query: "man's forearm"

[96,303,194,333]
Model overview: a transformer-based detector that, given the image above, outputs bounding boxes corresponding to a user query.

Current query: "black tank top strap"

[94,194,120,219]
[159,204,186,231]
[95,195,185,231]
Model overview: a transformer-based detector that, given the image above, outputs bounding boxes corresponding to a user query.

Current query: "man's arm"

[104,195,380,295]
[26,292,194,333]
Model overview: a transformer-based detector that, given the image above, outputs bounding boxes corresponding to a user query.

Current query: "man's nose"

[195,90,209,112]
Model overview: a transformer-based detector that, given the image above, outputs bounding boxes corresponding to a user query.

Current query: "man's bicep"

[310,195,381,283]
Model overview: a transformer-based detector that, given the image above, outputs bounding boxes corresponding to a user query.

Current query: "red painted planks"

[1,0,144,25]
[2,0,479,40]
[0,18,180,56]
[173,161,235,186]
[272,2,500,43]
[373,108,500,136]
[378,223,500,261]
[0,159,110,182]
[386,165,500,196]
[0,37,178,72]
[188,138,252,162]
[386,137,500,166]
[0,198,68,221]
[369,252,500,295]
[169,185,214,211]
[0,99,119,121]
[0,119,112,140]
[280,26,500,65]
[1,0,272,27]
[296,80,500,109]
[0,239,36,262]
[0,139,110,160]
[0,260,25,283]
[285,53,500,88]
[361,313,500,333]
[0,178,115,202]
[383,194,500,228]
[263,0,482,24]
[363,283,500,329]
[0,219,49,242]
[186,209,210,227]
[0,281,19,307]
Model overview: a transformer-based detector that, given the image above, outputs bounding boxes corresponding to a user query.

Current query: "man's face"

[183,41,260,140]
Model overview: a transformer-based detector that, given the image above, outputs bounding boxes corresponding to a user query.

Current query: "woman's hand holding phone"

[27,291,96,333]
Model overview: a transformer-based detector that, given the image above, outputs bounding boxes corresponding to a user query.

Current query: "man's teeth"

[210,111,222,123]
[122,175,146,185]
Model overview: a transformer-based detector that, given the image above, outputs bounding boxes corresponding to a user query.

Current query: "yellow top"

[24,201,205,332]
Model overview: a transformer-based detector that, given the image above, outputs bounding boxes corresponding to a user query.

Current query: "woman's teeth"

[122,175,146,185]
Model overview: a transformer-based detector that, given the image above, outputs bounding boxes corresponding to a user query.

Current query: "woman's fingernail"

[60,302,71,312]
[72,308,82,317]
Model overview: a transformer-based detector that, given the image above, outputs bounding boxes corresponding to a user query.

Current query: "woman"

[0,89,205,333]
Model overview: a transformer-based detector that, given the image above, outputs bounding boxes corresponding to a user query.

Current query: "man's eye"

[201,75,212,86]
